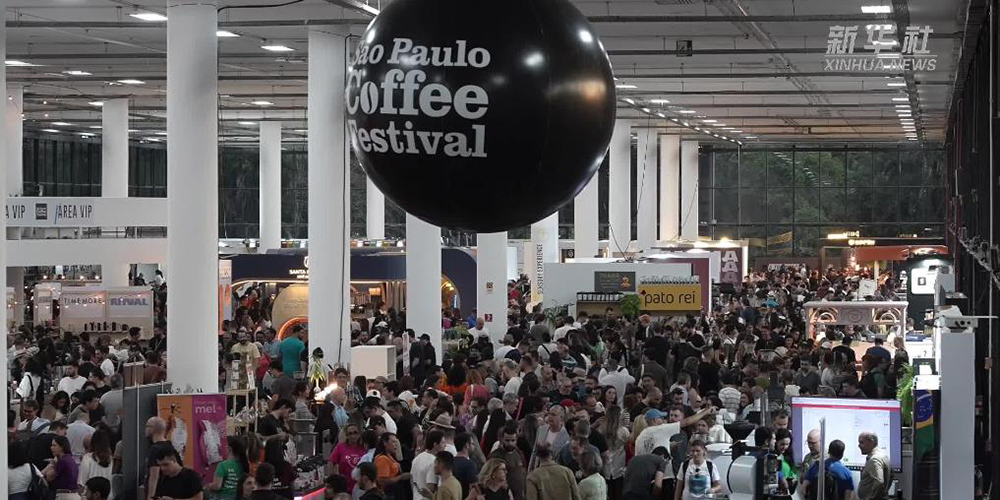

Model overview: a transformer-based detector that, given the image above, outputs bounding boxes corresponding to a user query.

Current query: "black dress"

[482,484,511,500]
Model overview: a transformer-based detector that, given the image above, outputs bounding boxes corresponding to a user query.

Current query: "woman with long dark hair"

[263,438,296,499]
[209,436,251,499]
[43,435,79,500]
[600,405,630,500]
[480,408,507,453]
[373,433,410,500]
[78,429,112,492]
[43,391,71,423]
[9,442,41,500]
[235,474,256,500]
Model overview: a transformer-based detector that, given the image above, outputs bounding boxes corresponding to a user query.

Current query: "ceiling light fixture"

[41,129,60,133]
[895,104,911,108]
[702,119,718,123]
[5,60,39,67]
[88,126,102,129]
[88,101,104,107]
[891,97,909,102]
[861,5,892,14]
[887,82,906,87]
[261,44,295,52]
[52,122,73,126]
[745,135,758,139]
[117,79,146,85]
[63,70,92,76]
[679,110,696,114]
[130,11,168,22]
[251,100,275,106]
[650,99,670,104]
[623,98,635,105]
[238,121,258,126]
[615,84,637,89]
[216,30,241,38]
[731,130,744,133]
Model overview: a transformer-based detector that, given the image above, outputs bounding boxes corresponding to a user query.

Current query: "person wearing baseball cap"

[362,396,397,434]
[635,406,717,458]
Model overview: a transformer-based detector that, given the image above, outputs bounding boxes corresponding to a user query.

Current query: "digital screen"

[791,397,902,471]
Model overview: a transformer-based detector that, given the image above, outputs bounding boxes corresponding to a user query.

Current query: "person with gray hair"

[100,374,124,429]
[577,449,606,500]
[857,431,891,500]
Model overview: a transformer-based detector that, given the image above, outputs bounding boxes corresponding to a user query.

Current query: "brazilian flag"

[914,389,936,459]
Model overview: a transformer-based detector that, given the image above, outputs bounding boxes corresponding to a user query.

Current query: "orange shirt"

[374,454,400,482]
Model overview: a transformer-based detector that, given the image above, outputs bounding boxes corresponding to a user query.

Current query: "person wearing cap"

[635,406,717,457]
[363,397,397,434]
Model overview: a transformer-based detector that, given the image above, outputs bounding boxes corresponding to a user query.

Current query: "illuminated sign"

[848,239,876,246]
[827,231,860,240]
[637,284,702,312]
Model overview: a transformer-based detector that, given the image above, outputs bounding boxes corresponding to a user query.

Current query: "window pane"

[768,151,794,187]
[846,151,872,187]
[820,188,845,221]
[873,150,898,186]
[768,189,793,223]
[845,187,872,222]
[870,190,898,222]
[715,151,738,188]
[741,188,767,223]
[700,150,715,188]
[715,188,738,223]
[795,187,820,222]
[740,151,766,188]
[699,188,713,225]
[901,186,945,221]
[794,151,819,187]
[794,226,820,256]
[820,151,845,187]
[768,225,793,255]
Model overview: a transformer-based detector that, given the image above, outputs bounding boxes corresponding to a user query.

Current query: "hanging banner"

[157,394,229,481]
[107,290,154,318]
[4,197,167,227]
[218,260,233,333]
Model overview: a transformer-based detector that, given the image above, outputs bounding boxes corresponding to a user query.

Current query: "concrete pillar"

[659,135,680,241]
[259,121,282,251]
[636,127,657,251]
[680,140,700,240]
[5,84,21,196]
[476,232,508,345]
[308,27,352,365]
[165,0,219,393]
[102,98,131,287]
[530,212,559,305]
[608,120,631,254]
[366,177,385,240]
[573,172,598,259]
[406,214,442,363]
[0,0,8,485]
[101,99,129,197]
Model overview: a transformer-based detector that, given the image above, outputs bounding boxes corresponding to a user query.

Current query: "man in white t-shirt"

[96,346,116,378]
[57,365,87,396]
[467,317,490,341]
[67,414,96,460]
[411,429,446,499]
[598,355,635,407]
[494,336,516,361]
[501,359,522,396]
[552,317,572,342]
[635,407,717,458]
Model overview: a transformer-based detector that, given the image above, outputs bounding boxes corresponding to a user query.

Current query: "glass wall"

[699,145,946,259]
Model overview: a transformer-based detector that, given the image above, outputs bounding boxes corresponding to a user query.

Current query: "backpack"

[806,468,841,500]
[26,463,49,500]
[681,459,716,491]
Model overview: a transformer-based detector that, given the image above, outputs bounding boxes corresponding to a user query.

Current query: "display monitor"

[790,397,902,471]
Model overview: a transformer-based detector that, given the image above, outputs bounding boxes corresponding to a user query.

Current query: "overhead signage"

[4,197,167,227]
[594,271,636,293]
[638,284,702,312]
[827,230,860,240]
[848,239,876,246]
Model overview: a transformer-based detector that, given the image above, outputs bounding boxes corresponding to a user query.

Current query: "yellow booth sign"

[638,284,702,311]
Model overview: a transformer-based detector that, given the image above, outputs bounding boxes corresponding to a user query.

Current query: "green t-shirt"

[780,455,798,482]
[215,459,244,499]
[280,336,305,375]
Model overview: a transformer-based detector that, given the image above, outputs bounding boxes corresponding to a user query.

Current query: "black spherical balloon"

[346,0,616,232]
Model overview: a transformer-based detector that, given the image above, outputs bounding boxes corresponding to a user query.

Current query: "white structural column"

[530,212,559,305]
[259,121,282,251]
[0,1,9,488]
[166,0,219,393]
[636,127,657,251]
[573,172,598,259]
[5,84,23,325]
[406,214,442,362]
[659,135,680,241]
[680,140,700,240]
[308,27,352,365]
[101,98,131,287]
[365,178,385,240]
[366,178,385,240]
[5,84,20,196]
[476,231,508,345]
[608,120,631,254]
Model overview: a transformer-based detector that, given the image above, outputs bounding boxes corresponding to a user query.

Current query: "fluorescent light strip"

[679,110,696,114]
[130,12,168,22]
[117,79,145,85]
[217,30,240,38]
[261,45,295,52]
[615,84,637,89]
[861,5,892,14]
[891,97,909,102]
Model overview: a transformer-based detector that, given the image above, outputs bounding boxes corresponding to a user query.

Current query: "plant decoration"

[307,348,328,392]
[620,293,641,319]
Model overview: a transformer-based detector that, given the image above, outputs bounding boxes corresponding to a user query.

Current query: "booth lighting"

[130,11,168,21]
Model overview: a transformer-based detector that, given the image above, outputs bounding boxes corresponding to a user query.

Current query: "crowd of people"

[7,266,910,500]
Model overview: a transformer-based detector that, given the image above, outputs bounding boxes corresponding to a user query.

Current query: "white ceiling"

[5,0,970,144]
